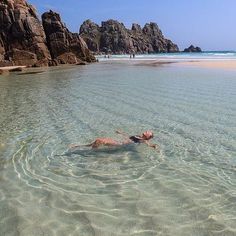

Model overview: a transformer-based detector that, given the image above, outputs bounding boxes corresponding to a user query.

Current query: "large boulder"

[80,19,179,54]
[184,45,202,52]
[0,0,51,67]
[42,11,96,64]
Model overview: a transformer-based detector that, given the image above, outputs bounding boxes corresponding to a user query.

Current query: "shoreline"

[0,66,26,75]
[0,64,89,76]
[0,66,26,70]
[1,59,236,75]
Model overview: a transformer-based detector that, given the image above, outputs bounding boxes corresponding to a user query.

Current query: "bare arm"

[144,141,160,150]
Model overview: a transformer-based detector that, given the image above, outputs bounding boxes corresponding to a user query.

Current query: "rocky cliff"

[0,0,95,67]
[0,0,51,67]
[42,11,95,65]
[80,19,179,54]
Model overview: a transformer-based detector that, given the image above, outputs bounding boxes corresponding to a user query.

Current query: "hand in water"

[152,144,160,152]
[115,130,123,134]
[68,144,77,149]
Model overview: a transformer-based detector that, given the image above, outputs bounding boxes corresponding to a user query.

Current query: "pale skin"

[69,130,159,150]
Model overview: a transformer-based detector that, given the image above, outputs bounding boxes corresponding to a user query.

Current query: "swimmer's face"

[142,131,154,140]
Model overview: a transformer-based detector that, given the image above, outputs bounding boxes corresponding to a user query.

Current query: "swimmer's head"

[142,131,154,140]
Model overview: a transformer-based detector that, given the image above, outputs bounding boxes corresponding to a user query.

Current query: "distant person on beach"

[133,53,135,58]
[69,130,158,149]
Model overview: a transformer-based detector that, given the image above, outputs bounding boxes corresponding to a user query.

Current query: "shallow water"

[0,62,236,236]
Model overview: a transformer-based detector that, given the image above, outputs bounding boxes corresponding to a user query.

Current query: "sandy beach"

[134,59,236,70]
[0,66,26,70]
[0,66,26,74]
[178,60,236,70]
[98,56,236,70]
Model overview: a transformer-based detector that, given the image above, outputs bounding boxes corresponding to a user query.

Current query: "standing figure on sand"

[104,53,111,58]
[130,53,136,59]
[69,130,158,149]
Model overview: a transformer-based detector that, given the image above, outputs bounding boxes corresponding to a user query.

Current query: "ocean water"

[0,60,236,236]
[97,51,236,61]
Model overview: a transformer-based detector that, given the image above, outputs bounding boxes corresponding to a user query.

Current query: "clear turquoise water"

[0,61,236,236]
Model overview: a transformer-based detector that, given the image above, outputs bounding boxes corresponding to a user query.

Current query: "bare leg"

[69,142,94,149]
[91,138,122,149]
[70,138,123,149]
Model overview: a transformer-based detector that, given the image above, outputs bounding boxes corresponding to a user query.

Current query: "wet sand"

[101,58,236,70]
[134,61,176,67]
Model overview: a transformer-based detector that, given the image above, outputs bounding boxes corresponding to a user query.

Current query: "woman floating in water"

[69,130,158,149]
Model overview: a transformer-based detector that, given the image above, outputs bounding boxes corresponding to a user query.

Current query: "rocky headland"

[0,0,95,67]
[79,19,179,54]
[1,0,203,69]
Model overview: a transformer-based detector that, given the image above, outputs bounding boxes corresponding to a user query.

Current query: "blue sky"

[29,0,236,51]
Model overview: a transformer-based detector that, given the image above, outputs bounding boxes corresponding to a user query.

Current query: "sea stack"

[80,20,179,54]
[184,45,202,52]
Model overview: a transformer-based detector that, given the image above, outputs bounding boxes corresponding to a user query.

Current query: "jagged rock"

[9,49,37,66]
[80,19,179,54]
[0,35,5,61]
[48,60,58,67]
[100,20,133,54]
[0,0,51,67]
[131,23,142,33]
[0,60,13,67]
[0,1,96,67]
[184,45,202,52]
[42,11,96,65]
[142,23,179,53]
[79,20,101,52]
